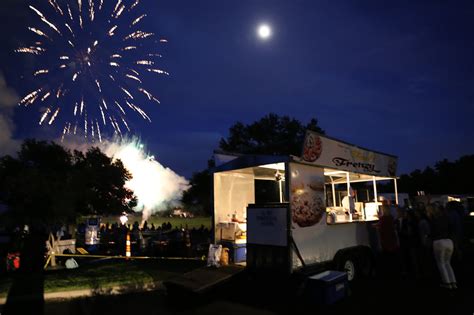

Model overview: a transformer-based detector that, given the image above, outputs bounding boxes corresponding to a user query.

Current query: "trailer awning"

[324,168,395,183]
[212,154,291,173]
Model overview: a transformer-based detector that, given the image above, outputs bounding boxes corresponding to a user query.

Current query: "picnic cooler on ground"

[304,270,348,305]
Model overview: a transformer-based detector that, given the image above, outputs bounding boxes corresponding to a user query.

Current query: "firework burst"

[17,0,169,141]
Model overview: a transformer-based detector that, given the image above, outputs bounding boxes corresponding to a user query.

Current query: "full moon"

[257,24,272,40]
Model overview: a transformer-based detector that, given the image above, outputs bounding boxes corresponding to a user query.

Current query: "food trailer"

[212,131,399,281]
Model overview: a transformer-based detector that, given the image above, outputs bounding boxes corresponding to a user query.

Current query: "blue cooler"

[305,270,348,305]
[234,243,246,263]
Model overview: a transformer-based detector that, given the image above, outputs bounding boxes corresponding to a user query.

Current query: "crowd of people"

[91,221,211,257]
[0,219,212,272]
[375,199,466,291]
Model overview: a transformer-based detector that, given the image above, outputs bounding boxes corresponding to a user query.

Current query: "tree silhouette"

[0,140,136,225]
[219,113,324,156]
[398,155,474,195]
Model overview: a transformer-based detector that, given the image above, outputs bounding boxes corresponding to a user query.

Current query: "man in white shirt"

[342,187,356,216]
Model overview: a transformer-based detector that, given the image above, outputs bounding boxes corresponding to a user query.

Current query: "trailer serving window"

[213,162,287,243]
[324,168,398,224]
[295,131,399,226]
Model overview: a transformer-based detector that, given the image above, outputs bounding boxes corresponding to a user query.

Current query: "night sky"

[0,0,473,178]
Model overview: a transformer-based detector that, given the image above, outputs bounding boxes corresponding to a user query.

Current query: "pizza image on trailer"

[302,133,322,162]
[291,186,325,227]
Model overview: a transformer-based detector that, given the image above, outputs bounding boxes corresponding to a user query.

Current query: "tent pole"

[279,179,283,203]
[372,176,378,203]
[331,176,336,207]
[346,172,351,221]
[394,178,399,205]
[346,172,350,196]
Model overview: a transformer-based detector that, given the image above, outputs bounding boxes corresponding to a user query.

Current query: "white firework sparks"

[28,27,51,40]
[124,30,154,40]
[126,74,142,83]
[41,92,51,101]
[17,0,169,141]
[108,25,118,36]
[136,60,153,65]
[131,14,146,26]
[147,68,169,75]
[20,88,42,106]
[48,107,60,125]
[16,46,46,55]
[34,69,50,76]
[39,108,51,125]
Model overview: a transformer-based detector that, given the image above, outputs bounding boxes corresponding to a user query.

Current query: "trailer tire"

[335,253,359,282]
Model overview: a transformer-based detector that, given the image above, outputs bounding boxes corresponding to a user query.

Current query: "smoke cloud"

[0,72,20,156]
[64,137,189,222]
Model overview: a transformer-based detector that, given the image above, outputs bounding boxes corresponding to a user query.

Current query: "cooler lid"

[309,270,347,282]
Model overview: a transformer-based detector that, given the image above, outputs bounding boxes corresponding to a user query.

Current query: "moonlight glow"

[257,24,272,39]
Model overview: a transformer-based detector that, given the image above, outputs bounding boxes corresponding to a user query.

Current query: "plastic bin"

[305,270,348,305]
[234,243,246,263]
[219,241,246,263]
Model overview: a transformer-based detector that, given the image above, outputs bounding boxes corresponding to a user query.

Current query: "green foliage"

[219,113,324,156]
[181,169,212,215]
[72,147,136,216]
[0,139,136,225]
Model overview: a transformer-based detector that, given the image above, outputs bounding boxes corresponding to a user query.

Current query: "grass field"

[100,215,212,230]
[0,217,212,299]
[0,259,204,298]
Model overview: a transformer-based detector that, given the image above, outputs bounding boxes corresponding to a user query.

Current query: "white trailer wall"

[214,171,255,227]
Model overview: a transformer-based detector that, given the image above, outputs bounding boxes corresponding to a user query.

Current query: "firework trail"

[17,0,169,141]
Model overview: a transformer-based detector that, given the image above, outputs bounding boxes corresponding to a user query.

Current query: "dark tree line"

[219,113,324,156]
[0,140,136,226]
[399,155,474,196]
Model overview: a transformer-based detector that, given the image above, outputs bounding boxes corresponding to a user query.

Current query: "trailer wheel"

[335,253,359,282]
[343,259,356,281]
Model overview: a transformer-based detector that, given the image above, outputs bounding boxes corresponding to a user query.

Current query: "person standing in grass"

[426,203,457,290]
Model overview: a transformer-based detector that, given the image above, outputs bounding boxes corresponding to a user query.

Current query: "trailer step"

[164,264,245,294]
